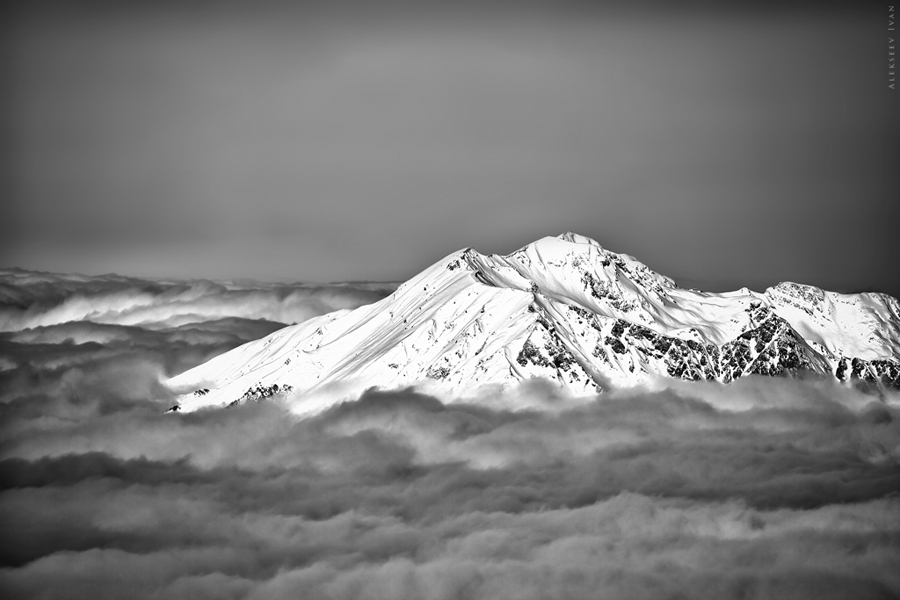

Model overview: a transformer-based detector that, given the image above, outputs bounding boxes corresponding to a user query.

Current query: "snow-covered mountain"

[166,233,900,412]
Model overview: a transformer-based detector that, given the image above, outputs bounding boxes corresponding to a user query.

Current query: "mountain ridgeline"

[167,233,900,412]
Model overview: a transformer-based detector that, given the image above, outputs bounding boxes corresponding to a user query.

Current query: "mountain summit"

[167,233,900,411]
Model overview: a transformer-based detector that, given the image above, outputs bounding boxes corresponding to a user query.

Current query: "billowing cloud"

[1,269,898,599]
[0,267,394,332]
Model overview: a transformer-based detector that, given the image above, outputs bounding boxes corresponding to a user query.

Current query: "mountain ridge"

[166,233,900,412]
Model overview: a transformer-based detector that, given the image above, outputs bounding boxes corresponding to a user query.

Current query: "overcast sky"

[3,0,899,296]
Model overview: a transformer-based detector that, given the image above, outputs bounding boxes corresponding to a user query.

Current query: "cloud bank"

[1,269,898,599]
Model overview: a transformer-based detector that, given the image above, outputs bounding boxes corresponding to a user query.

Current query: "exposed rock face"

[167,233,900,411]
[227,383,294,407]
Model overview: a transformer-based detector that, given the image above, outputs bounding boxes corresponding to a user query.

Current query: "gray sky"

[4,1,899,296]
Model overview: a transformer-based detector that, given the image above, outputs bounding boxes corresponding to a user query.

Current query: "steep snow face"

[166,233,900,412]
[763,282,900,360]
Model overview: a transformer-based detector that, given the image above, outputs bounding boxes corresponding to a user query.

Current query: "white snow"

[165,233,900,412]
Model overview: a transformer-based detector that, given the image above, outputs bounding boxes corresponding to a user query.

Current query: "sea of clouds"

[1,267,898,600]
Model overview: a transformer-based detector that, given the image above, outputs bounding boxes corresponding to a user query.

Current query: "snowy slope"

[166,233,900,412]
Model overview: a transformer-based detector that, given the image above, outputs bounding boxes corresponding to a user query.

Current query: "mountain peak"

[167,234,900,413]
[556,231,601,246]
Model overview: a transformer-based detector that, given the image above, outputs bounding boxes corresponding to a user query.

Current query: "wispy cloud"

[0,268,393,332]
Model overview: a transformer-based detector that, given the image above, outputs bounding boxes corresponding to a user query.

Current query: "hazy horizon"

[3,230,898,299]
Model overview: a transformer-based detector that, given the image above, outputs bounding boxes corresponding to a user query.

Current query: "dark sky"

[3,0,899,296]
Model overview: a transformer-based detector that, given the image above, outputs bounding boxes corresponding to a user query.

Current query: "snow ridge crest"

[168,233,900,412]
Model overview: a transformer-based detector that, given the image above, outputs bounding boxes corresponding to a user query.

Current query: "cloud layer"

[1,269,898,599]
